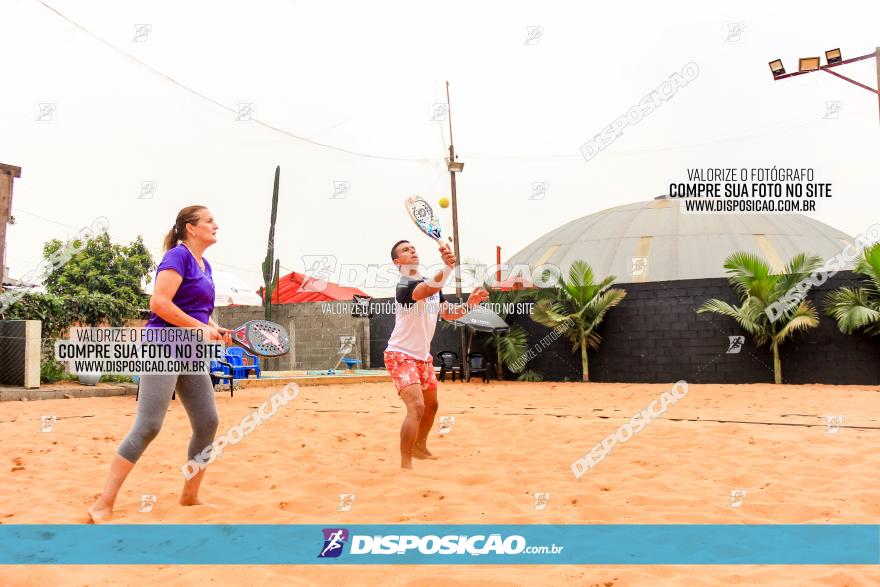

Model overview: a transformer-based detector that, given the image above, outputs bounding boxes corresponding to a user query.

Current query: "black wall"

[0,320,28,386]
[368,271,880,384]
[368,295,465,369]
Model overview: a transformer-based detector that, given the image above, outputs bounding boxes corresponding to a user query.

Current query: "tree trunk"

[772,343,782,384]
[581,332,589,382]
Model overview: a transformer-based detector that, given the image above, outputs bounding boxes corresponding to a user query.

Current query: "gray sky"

[2,0,879,297]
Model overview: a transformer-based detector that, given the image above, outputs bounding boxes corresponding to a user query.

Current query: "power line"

[466,114,822,160]
[14,208,81,231]
[33,0,445,164]
[13,208,276,283]
[14,208,150,249]
[32,2,822,165]
[32,0,838,169]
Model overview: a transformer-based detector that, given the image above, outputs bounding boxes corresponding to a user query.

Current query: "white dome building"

[506,196,855,284]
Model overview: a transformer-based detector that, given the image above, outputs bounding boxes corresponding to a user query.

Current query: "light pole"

[0,164,22,293]
[768,47,880,126]
[444,81,469,380]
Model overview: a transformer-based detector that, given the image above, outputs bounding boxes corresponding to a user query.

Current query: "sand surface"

[2,381,878,585]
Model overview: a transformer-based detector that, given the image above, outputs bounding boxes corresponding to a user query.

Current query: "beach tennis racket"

[405,195,449,245]
[228,320,290,357]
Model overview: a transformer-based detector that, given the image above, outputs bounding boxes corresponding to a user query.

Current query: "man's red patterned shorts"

[384,351,437,394]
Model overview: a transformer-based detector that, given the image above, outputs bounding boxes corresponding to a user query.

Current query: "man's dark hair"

[390,240,409,261]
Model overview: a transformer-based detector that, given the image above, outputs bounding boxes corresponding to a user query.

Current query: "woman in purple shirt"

[88,205,227,523]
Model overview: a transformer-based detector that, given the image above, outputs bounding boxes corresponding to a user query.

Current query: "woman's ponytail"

[163,205,206,251]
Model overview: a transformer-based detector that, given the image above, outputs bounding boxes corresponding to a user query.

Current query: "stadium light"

[825,48,842,65]
[768,59,785,77]
[798,57,821,72]
[768,46,880,126]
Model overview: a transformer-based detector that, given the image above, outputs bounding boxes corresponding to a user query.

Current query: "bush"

[517,369,544,382]
[100,374,134,383]
[40,360,66,384]
[43,232,153,308]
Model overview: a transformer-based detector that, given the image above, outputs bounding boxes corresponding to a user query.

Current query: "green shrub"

[517,369,544,382]
[40,360,65,384]
[100,374,134,383]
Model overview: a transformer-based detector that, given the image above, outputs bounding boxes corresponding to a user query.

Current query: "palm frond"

[853,243,880,289]
[698,297,769,345]
[497,325,529,373]
[825,287,880,334]
[592,274,617,294]
[697,298,740,318]
[586,329,604,351]
[583,288,627,328]
[722,252,775,300]
[774,301,819,343]
[560,260,595,307]
[773,253,822,300]
[531,299,575,329]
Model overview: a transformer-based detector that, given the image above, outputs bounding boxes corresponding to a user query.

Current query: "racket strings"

[410,200,441,238]
[248,322,289,355]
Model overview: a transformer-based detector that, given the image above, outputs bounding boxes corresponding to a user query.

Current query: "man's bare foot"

[412,446,438,460]
[87,501,113,524]
[179,496,213,507]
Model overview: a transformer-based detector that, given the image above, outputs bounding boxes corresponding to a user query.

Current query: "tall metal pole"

[0,164,22,293]
[445,81,469,379]
[876,47,880,126]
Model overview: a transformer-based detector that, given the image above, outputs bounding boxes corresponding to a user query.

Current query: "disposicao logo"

[318,528,349,558]
[322,532,529,556]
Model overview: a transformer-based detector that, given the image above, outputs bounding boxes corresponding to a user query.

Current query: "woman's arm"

[150,270,221,340]
[207,317,230,334]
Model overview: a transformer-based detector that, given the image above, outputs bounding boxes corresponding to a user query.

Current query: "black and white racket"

[405,195,451,245]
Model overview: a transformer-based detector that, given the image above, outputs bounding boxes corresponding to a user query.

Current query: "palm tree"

[531,260,626,382]
[825,242,880,336]
[698,252,822,384]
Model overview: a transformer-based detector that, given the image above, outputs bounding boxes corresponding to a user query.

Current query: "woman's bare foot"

[412,446,438,460]
[87,500,113,524]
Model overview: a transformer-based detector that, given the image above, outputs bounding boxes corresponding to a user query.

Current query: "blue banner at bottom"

[1,525,877,565]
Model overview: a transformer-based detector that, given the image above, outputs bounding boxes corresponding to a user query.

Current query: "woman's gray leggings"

[117,373,219,464]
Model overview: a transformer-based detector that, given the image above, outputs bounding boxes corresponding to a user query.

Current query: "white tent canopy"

[212,270,263,307]
[142,269,262,307]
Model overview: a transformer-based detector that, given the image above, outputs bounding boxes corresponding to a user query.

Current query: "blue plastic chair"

[225,347,261,379]
[341,358,362,370]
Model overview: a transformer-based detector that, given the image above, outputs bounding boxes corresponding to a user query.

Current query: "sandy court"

[1,381,878,586]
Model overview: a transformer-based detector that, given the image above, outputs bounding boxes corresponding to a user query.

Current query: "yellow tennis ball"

[438,197,450,208]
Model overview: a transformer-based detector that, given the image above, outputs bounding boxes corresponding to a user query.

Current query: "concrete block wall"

[505,270,880,384]
[213,302,369,371]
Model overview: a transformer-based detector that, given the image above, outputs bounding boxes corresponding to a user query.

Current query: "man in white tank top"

[384,239,488,469]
